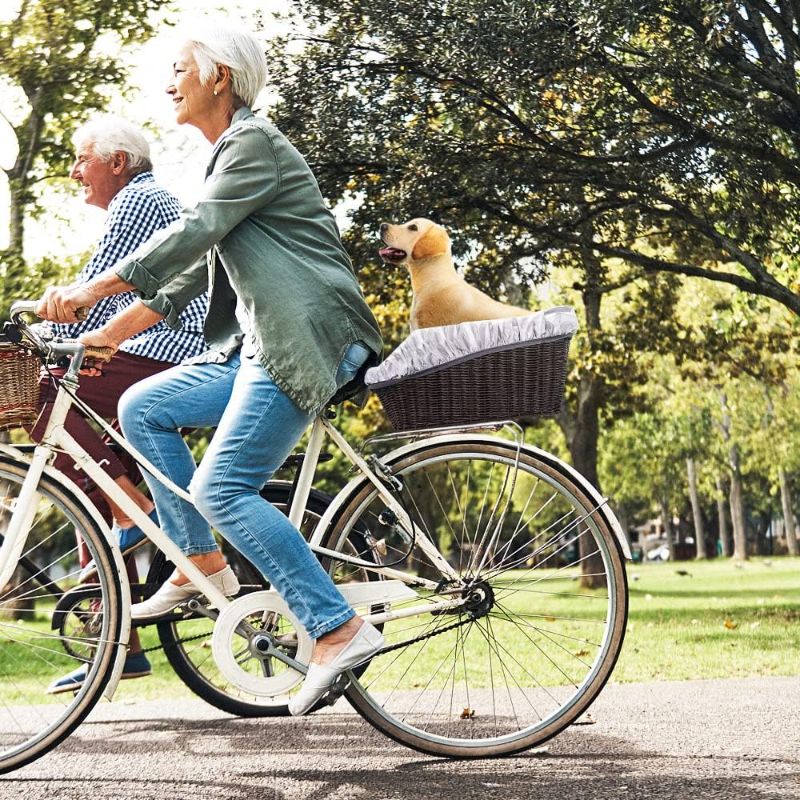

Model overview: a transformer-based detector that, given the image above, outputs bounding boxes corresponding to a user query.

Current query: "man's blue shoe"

[46,650,152,695]
[79,508,158,581]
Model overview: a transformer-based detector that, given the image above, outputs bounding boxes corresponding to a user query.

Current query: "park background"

[1,0,798,694]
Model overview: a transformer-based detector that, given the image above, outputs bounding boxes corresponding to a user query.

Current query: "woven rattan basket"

[371,333,573,431]
[0,339,41,430]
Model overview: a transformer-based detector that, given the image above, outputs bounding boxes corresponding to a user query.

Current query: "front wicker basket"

[0,340,42,430]
[372,333,573,431]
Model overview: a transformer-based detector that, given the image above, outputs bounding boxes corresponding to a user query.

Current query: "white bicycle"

[0,300,630,771]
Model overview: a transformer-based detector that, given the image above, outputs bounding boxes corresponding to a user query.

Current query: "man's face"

[70,141,126,210]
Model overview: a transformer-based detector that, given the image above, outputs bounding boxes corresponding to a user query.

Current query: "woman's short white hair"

[72,116,153,174]
[183,23,267,109]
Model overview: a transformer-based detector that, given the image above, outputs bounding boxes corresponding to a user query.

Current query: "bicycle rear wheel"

[0,458,123,774]
[321,438,628,758]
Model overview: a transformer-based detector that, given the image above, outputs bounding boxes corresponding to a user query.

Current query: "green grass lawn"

[110,556,800,703]
[4,556,797,706]
[613,556,800,683]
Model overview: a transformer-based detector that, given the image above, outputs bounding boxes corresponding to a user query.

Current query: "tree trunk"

[558,286,606,589]
[718,391,747,560]
[778,467,799,557]
[716,476,731,557]
[660,493,674,560]
[687,457,705,559]
[728,448,748,560]
[615,502,631,550]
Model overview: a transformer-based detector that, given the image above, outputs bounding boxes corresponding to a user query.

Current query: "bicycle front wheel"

[323,438,628,758]
[0,458,123,774]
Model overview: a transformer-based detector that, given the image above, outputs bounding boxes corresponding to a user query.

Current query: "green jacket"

[115,107,382,413]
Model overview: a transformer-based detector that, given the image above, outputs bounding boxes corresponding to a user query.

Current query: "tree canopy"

[0,0,171,308]
[269,0,800,315]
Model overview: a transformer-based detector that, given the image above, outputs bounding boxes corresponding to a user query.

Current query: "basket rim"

[367,331,573,391]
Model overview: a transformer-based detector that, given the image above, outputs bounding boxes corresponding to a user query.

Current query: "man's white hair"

[72,116,153,174]
[183,23,267,109]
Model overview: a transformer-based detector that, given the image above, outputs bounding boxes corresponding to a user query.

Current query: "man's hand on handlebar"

[35,285,98,323]
[78,328,119,376]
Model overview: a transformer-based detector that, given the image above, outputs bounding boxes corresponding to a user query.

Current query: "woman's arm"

[116,125,278,299]
[79,299,163,354]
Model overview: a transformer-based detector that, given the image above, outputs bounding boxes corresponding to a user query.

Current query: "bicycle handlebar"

[8,300,88,377]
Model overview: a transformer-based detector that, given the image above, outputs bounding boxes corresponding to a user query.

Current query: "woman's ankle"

[170,551,227,585]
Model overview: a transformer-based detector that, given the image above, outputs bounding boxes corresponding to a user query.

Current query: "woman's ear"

[214,64,232,95]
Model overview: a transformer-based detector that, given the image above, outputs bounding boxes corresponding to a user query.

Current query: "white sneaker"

[288,621,384,716]
[130,566,240,620]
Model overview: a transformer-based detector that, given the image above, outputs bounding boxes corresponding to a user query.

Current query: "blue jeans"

[118,343,371,639]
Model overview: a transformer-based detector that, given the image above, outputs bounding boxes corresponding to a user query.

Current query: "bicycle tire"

[154,483,334,717]
[0,457,123,774]
[319,437,628,758]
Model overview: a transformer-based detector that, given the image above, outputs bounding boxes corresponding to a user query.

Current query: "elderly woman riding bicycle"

[37,22,384,716]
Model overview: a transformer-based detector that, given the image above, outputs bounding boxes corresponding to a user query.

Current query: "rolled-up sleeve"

[142,254,209,328]
[115,124,280,294]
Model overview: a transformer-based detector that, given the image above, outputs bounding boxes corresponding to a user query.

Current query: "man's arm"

[79,299,163,354]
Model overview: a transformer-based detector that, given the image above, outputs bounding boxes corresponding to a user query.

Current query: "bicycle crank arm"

[250,631,308,675]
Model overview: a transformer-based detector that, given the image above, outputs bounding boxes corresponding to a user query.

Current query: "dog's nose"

[379,222,388,234]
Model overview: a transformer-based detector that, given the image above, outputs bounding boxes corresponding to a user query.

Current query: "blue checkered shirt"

[47,172,207,363]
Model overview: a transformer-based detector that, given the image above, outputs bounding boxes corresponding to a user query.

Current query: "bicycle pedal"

[323,674,350,706]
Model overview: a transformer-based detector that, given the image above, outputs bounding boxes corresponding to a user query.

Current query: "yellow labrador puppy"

[379,218,532,330]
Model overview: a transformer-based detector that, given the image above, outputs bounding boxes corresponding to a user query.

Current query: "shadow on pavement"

[4,713,799,800]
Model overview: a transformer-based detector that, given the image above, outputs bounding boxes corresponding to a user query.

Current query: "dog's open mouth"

[378,247,407,263]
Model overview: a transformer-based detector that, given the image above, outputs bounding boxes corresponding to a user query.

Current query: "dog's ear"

[411,226,449,261]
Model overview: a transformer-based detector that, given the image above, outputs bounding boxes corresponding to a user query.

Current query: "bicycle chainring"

[211,591,313,697]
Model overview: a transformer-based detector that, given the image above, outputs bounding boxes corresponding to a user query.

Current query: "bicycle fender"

[307,434,632,561]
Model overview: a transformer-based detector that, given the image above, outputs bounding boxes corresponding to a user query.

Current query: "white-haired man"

[32,115,208,693]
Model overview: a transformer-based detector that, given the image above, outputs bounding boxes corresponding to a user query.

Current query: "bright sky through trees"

[0,0,288,258]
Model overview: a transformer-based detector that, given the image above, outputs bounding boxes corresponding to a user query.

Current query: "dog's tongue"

[378,247,407,262]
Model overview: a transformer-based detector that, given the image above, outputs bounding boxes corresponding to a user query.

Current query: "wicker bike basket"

[372,333,573,431]
[0,338,41,430]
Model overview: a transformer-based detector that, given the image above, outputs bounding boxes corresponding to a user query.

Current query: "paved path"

[2,676,798,800]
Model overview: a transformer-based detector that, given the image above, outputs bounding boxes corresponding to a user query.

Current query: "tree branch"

[672,7,800,111]
[557,237,800,315]
[608,66,800,183]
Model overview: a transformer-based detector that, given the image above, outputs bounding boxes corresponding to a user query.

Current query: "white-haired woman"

[37,23,384,716]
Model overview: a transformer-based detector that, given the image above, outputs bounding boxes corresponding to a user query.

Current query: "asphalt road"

[2,675,798,800]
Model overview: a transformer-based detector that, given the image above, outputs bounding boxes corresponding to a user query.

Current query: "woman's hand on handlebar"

[35,285,97,323]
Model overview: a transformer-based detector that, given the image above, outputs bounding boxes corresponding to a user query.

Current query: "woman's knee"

[118,376,177,438]
[118,381,151,437]
[191,467,259,529]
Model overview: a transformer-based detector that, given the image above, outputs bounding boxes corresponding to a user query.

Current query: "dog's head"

[378,218,451,265]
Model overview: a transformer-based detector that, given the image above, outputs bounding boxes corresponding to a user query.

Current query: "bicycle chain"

[141,629,209,655]
[374,614,476,656]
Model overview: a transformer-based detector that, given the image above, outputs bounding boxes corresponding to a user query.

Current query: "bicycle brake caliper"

[367,455,403,491]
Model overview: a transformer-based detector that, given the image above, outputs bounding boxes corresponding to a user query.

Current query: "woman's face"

[167,43,214,128]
